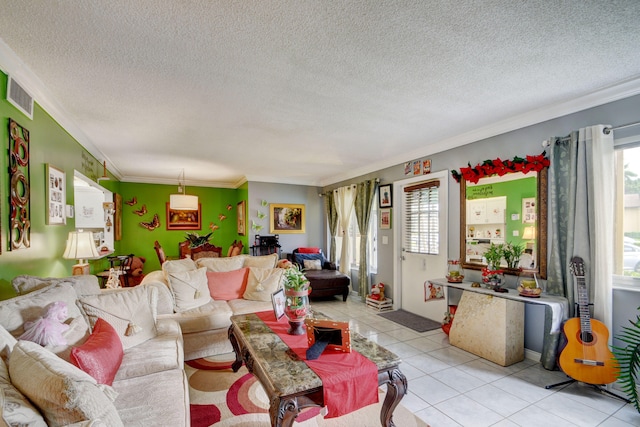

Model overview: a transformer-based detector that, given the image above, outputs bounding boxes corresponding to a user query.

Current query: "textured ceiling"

[1,1,640,187]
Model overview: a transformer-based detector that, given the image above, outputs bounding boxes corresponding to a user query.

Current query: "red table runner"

[255,311,378,418]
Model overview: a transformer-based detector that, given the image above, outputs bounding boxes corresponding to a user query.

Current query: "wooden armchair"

[179,240,223,260]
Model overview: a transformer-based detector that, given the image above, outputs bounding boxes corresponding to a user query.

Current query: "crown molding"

[0,38,123,180]
[320,75,640,187]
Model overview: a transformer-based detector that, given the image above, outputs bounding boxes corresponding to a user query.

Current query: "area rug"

[377,309,442,332]
[187,353,427,426]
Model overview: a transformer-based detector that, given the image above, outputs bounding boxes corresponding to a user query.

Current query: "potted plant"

[612,307,640,412]
[282,265,311,335]
[503,242,525,270]
[483,242,503,270]
[185,232,213,248]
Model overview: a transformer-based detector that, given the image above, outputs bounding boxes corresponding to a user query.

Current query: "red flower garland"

[451,152,550,184]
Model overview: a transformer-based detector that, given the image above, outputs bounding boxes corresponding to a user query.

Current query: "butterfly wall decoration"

[125,197,137,206]
[209,223,219,232]
[140,214,160,231]
[218,214,227,221]
[134,205,147,216]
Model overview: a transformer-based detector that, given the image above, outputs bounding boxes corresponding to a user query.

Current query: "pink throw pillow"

[297,247,321,254]
[70,318,123,386]
[207,268,249,301]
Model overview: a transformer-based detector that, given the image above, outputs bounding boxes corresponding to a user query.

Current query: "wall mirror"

[73,170,114,254]
[459,167,547,279]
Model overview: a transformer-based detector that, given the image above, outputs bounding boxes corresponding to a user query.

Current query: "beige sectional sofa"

[139,252,284,360]
[0,275,189,427]
[0,253,283,426]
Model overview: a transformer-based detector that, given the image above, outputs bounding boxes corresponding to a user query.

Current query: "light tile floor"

[311,296,640,427]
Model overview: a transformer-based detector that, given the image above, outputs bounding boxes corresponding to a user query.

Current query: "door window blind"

[404,180,440,254]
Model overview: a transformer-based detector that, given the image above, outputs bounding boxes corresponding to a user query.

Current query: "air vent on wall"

[7,76,34,120]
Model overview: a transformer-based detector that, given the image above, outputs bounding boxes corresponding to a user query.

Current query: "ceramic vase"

[284,289,310,335]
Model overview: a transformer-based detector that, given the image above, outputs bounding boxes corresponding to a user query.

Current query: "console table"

[430,279,568,367]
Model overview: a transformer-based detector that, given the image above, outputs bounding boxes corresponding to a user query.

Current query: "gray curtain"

[355,179,378,296]
[323,191,338,264]
[543,125,613,370]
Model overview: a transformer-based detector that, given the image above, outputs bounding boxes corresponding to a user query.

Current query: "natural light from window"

[615,145,640,279]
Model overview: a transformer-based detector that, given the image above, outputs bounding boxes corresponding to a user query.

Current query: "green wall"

[0,71,110,298]
[0,70,250,298]
[115,182,246,272]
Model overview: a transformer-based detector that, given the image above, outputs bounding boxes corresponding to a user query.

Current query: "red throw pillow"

[207,268,249,301]
[70,318,123,386]
[297,247,321,254]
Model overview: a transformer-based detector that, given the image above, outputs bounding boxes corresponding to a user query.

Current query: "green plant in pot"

[503,242,525,269]
[612,306,640,412]
[185,232,213,248]
[282,265,311,335]
[483,243,504,270]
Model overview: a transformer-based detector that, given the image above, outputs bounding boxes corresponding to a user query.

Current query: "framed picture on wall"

[379,184,392,208]
[380,208,392,229]
[270,203,305,234]
[45,164,66,225]
[166,202,201,230]
[237,200,246,235]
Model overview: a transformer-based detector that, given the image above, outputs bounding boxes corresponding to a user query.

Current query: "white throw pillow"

[196,256,246,272]
[77,286,158,350]
[242,253,279,269]
[161,258,197,277]
[243,268,284,302]
[166,267,211,312]
[303,259,322,270]
[0,356,47,427]
[9,341,123,427]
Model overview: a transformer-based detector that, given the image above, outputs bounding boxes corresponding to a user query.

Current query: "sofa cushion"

[9,340,123,427]
[111,368,189,427]
[227,299,275,316]
[206,268,249,300]
[243,268,284,301]
[78,286,158,350]
[196,255,245,272]
[294,252,325,268]
[297,247,321,254]
[0,282,88,339]
[114,318,184,381]
[303,259,323,270]
[242,253,279,269]
[167,300,233,334]
[0,356,47,427]
[161,258,197,275]
[11,275,101,296]
[70,318,123,386]
[166,267,211,312]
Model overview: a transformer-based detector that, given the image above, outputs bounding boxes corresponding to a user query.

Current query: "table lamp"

[63,230,99,275]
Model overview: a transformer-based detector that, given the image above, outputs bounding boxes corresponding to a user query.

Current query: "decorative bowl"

[446,275,464,283]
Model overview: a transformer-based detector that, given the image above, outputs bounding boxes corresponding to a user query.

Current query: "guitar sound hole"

[580,332,594,343]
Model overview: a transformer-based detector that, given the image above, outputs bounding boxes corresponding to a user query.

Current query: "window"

[348,203,378,272]
[614,144,640,278]
[404,180,440,254]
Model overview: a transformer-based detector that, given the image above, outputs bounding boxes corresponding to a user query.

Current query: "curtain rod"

[542,121,640,147]
[603,121,640,135]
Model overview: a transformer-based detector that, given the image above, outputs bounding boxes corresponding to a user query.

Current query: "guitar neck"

[576,276,592,333]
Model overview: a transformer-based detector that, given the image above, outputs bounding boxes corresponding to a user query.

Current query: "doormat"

[378,309,442,332]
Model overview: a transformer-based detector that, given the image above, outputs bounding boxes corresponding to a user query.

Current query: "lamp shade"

[169,194,199,211]
[63,231,100,261]
[522,226,536,240]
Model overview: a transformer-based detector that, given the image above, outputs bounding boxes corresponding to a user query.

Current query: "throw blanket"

[256,311,378,418]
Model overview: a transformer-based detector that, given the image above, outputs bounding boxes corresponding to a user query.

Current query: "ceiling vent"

[6,76,34,119]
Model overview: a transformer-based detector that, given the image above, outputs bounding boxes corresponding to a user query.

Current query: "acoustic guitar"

[558,256,618,385]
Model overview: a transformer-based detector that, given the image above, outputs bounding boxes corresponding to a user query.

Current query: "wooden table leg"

[228,325,243,372]
[379,368,407,427]
[270,396,299,427]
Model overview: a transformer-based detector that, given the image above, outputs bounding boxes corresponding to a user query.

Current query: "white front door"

[393,170,448,322]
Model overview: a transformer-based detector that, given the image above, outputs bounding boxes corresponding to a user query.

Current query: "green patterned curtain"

[355,179,378,296]
[323,191,338,264]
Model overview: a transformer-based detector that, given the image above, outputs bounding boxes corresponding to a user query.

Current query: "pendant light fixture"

[169,169,198,210]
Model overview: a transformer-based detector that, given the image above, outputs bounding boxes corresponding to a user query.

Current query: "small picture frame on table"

[271,288,285,319]
[379,184,392,208]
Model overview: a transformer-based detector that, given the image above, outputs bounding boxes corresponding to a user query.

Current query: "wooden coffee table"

[228,312,407,427]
